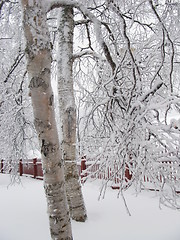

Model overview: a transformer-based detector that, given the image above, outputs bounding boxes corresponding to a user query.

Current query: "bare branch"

[4,52,25,83]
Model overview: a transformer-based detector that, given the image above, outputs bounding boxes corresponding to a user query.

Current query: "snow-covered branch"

[73,50,105,60]
[46,0,116,71]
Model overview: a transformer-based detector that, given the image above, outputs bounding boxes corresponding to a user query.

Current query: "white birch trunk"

[20,1,73,239]
[57,6,87,222]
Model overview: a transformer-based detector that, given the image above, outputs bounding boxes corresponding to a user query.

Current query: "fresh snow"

[0,174,180,240]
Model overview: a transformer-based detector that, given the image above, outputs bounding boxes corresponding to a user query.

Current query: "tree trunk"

[57,6,87,222]
[20,1,73,239]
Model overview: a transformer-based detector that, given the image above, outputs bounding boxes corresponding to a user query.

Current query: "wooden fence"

[78,158,132,182]
[1,158,43,179]
[79,158,180,189]
[1,158,180,189]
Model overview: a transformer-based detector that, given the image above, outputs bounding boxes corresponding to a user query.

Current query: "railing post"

[81,156,86,181]
[33,158,37,179]
[19,159,23,176]
[1,160,3,173]
[125,163,132,181]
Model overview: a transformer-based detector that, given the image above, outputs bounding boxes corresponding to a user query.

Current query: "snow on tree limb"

[46,0,116,71]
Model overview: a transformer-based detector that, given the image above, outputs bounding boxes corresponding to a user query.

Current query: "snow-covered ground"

[0,174,180,240]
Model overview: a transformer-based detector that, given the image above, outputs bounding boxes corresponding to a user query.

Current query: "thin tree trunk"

[57,6,87,222]
[20,1,73,239]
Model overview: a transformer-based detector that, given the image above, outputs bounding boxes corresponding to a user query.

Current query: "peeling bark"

[57,6,87,222]
[20,0,73,239]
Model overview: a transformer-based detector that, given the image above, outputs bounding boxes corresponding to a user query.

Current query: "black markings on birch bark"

[29,76,47,89]
[29,68,50,90]
[41,139,58,157]
[34,118,52,132]
[44,182,64,196]
[67,107,75,138]
[42,68,51,75]
[49,94,54,106]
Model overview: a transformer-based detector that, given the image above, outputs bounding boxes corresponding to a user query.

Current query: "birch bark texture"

[57,6,87,222]
[20,1,73,239]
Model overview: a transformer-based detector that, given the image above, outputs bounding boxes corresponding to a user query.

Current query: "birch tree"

[57,6,87,222]
[20,0,73,239]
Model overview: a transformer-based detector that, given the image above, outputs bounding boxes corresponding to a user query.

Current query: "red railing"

[78,157,132,186]
[1,158,179,188]
[1,158,43,179]
[78,158,180,189]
